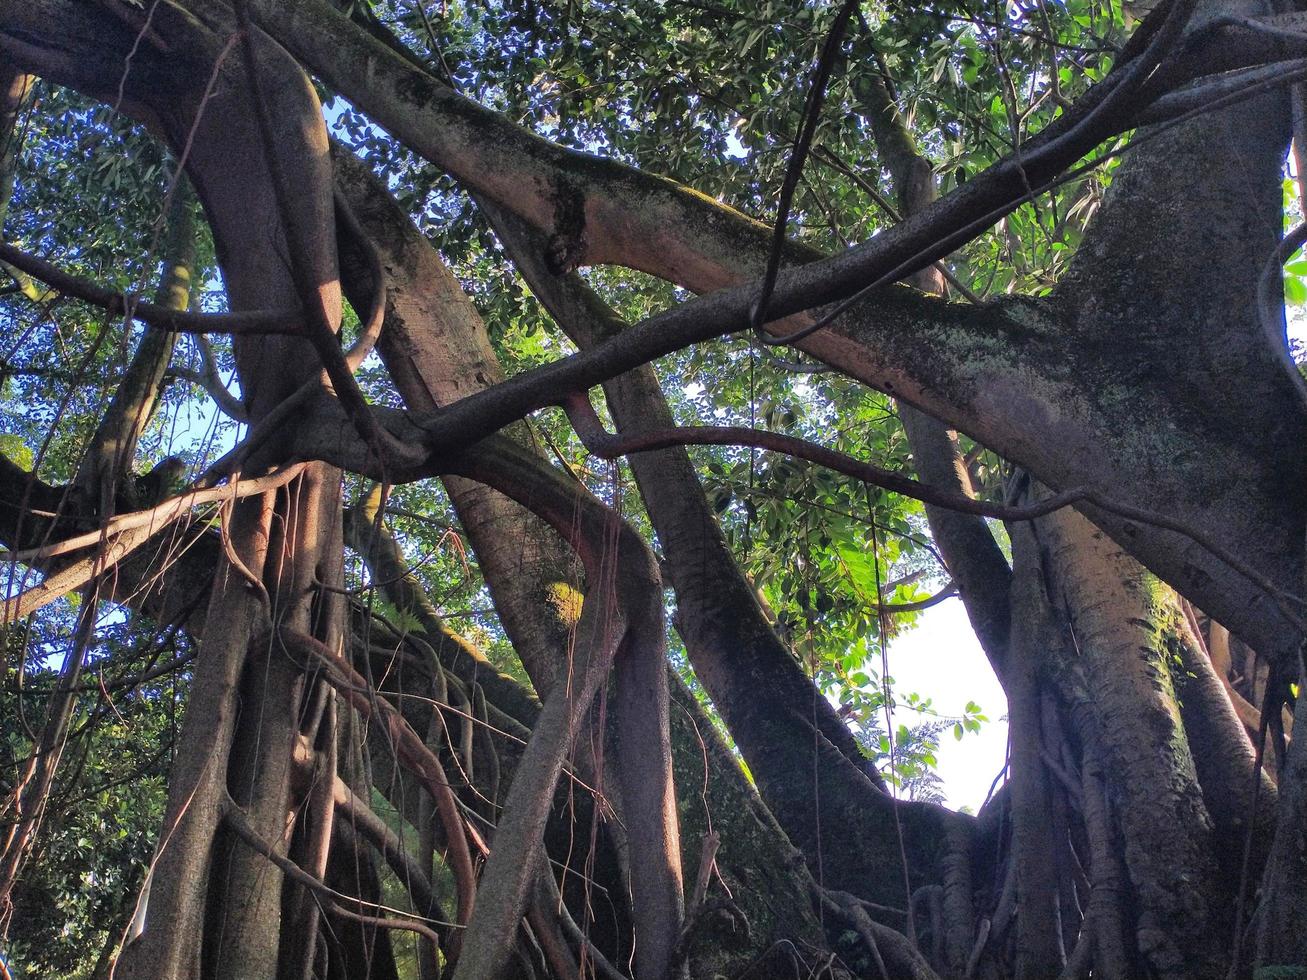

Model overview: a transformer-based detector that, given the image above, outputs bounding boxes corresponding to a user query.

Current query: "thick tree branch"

[1025,491,1227,977]
[852,53,1015,675]
[243,0,1307,672]
[232,0,417,469]
[244,0,1283,303]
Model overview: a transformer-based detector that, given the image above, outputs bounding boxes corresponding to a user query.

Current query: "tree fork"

[241,0,1306,669]
[332,148,862,970]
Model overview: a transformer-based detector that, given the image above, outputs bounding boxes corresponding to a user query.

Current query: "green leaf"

[0,433,34,470]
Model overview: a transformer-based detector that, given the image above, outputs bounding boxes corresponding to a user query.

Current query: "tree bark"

[1030,498,1226,978]
[1007,522,1068,979]
[239,0,1306,671]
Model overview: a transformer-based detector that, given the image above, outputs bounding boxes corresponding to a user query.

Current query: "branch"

[223,793,450,947]
[1257,220,1307,406]
[558,392,1070,521]
[232,0,417,470]
[815,886,942,980]
[243,0,1281,324]
[2,463,304,565]
[0,241,302,335]
[483,162,896,796]
[193,288,388,488]
[449,574,630,980]
[272,627,479,934]
[332,777,450,934]
[1137,56,1307,128]
[557,393,1307,635]
[75,177,199,513]
[172,332,250,422]
[851,42,1015,673]
[0,464,307,624]
[1079,751,1131,977]
[2,648,196,696]
[167,366,247,421]
[539,863,631,980]
[879,582,958,614]
[331,189,386,369]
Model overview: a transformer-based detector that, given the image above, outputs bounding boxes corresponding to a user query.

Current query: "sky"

[878,280,1305,816]
[884,597,1009,812]
[880,265,1307,816]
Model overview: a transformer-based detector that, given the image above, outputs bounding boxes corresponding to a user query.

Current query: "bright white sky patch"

[886,598,1009,812]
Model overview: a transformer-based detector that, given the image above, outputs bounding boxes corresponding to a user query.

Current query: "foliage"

[2,0,1302,975]
[2,619,183,977]
[0,2,1131,963]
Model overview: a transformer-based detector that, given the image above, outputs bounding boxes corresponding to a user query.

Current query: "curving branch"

[169,334,248,422]
[332,777,450,938]
[442,444,682,980]
[223,793,449,946]
[0,241,302,335]
[273,627,479,937]
[555,392,1307,636]
[167,366,248,422]
[877,582,958,614]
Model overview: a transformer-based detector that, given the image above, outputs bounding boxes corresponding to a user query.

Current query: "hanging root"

[814,885,941,980]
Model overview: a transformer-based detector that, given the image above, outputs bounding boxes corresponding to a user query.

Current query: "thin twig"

[223,793,455,946]
[560,392,1307,635]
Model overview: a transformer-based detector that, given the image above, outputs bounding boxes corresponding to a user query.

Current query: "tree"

[0,0,1304,977]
